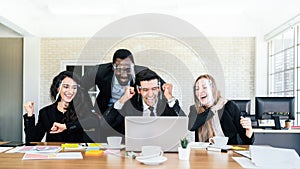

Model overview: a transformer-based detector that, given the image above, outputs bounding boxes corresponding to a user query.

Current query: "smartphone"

[240,111,248,118]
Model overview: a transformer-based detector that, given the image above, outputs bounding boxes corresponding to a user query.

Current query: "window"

[267,26,299,125]
[62,60,99,106]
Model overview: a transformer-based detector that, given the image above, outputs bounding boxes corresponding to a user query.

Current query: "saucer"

[136,156,167,165]
[189,142,210,149]
[208,144,233,150]
[101,144,125,150]
[136,153,160,160]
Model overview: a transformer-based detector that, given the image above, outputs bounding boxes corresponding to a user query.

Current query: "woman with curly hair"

[23,71,91,142]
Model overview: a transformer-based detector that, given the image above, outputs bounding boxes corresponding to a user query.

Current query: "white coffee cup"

[140,146,164,159]
[107,136,122,147]
[209,136,228,146]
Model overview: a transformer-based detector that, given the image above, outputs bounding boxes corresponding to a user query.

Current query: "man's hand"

[162,83,173,100]
[119,86,135,104]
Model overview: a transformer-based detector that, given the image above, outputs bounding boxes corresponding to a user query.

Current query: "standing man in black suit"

[80,49,163,141]
[80,49,148,114]
[104,69,186,135]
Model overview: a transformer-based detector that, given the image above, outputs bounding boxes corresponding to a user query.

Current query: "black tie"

[149,106,154,116]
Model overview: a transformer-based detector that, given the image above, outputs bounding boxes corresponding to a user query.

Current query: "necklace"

[57,101,69,113]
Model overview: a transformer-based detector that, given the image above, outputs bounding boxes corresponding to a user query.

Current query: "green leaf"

[180,137,189,149]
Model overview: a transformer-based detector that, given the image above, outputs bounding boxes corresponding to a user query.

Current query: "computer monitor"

[231,99,251,116]
[231,99,259,128]
[255,97,295,129]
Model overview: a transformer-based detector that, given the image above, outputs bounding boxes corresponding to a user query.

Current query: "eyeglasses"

[138,86,159,92]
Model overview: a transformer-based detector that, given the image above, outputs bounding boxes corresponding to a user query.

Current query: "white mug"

[107,136,122,147]
[209,136,228,146]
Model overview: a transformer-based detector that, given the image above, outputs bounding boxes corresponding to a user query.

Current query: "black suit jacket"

[23,103,84,143]
[80,63,148,114]
[104,94,186,135]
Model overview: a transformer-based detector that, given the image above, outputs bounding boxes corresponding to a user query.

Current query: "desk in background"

[0,142,245,169]
[253,129,300,154]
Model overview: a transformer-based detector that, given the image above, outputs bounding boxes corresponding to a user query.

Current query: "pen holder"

[178,147,190,160]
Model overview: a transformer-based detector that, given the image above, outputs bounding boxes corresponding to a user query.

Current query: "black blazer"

[80,63,149,114]
[104,94,186,135]
[23,103,84,143]
[188,101,254,145]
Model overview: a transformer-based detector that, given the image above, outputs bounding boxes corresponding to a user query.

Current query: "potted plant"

[181,137,189,148]
[178,137,190,160]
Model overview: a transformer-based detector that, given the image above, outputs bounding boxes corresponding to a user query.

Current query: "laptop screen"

[125,116,188,152]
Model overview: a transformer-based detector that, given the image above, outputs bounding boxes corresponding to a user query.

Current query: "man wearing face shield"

[103,69,186,135]
[80,49,164,142]
[81,49,146,115]
[188,74,254,145]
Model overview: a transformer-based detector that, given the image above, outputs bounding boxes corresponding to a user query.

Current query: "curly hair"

[112,49,134,64]
[49,71,83,123]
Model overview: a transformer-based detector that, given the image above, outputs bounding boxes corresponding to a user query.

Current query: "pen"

[206,147,228,153]
[79,143,88,147]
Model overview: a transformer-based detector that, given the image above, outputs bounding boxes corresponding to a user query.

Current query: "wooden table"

[0,142,245,169]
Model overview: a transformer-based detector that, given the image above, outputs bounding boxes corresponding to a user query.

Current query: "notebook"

[125,116,188,152]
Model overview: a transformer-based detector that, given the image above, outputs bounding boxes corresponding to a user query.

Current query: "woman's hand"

[240,116,253,138]
[24,101,34,117]
[50,122,67,134]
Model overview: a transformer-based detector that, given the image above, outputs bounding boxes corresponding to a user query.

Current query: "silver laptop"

[125,116,189,152]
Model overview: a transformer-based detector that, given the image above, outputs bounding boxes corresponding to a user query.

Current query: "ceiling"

[0,0,300,37]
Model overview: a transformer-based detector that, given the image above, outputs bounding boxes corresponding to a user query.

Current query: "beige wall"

[40,37,255,113]
[0,38,23,141]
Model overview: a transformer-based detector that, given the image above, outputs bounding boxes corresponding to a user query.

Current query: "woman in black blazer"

[23,71,97,143]
[188,74,254,145]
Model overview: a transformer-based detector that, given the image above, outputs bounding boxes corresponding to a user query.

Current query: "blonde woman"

[188,74,254,145]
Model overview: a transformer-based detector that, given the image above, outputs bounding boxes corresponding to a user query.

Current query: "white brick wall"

[40,37,255,113]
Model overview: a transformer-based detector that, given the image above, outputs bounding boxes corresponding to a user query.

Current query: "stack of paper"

[6,146,61,153]
[22,152,83,160]
[0,147,13,153]
[233,146,300,168]
[250,146,300,168]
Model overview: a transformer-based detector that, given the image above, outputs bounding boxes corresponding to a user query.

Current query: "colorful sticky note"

[61,143,79,149]
[231,146,246,150]
[85,150,103,156]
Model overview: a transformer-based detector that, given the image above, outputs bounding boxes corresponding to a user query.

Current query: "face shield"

[55,78,79,102]
[194,78,214,107]
[113,58,135,86]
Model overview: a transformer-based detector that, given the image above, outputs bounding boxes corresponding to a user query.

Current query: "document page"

[6,146,62,153]
[22,152,83,160]
[250,145,300,168]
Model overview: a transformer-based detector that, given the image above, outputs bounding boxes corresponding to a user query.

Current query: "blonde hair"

[193,74,221,114]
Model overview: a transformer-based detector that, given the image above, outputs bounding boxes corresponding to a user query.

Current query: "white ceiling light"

[47,0,118,15]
